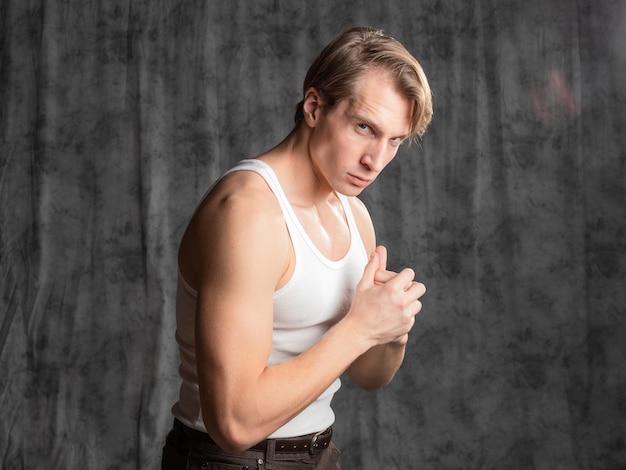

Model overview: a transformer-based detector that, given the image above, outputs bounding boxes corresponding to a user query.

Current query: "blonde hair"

[295,26,433,141]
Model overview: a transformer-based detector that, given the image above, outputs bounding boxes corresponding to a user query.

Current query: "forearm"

[200,315,373,452]
[345,340,407,391]
[197,244,421,451]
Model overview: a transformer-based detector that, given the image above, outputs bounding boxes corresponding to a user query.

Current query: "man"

[161,25,433,469]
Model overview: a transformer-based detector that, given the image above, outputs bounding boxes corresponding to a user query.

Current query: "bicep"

[192,192,290,399]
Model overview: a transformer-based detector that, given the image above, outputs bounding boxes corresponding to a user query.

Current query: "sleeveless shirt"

[171,159,368,438]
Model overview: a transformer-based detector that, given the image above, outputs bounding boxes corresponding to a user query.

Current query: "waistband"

[173,419,333,455]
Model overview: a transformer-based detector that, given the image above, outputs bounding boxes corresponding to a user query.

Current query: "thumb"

[359,250,380,289]
[375,245,388,272]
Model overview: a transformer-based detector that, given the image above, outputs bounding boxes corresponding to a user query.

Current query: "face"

[304,69,413,196]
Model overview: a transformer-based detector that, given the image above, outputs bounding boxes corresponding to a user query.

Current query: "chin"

[335,185,365,197]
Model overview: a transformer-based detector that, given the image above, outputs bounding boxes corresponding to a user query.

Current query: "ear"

[302,87,324,127]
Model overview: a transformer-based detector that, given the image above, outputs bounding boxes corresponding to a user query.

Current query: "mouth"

[347,173,372,188]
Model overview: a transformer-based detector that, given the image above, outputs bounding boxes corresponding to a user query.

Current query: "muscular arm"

[179,172,417,451]
[188,177,341,451]
[181,173,420,452]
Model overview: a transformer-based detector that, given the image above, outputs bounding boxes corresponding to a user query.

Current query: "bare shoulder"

[348,196,370,220]
[179,170,290,289]
[199,170,281,220]
[348,196,376,253]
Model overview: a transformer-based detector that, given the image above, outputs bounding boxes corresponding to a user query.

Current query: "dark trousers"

[161,419,342,470]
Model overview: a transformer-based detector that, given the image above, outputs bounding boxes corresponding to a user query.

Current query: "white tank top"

[172,159,368,438]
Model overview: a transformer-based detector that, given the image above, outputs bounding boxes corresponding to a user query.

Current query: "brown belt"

[250,426,332,453]
[174,419,333,454]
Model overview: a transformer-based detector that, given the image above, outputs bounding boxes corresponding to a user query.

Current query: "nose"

[361,140,390,173]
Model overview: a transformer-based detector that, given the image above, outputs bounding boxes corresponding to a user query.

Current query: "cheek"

[317,131,353,160]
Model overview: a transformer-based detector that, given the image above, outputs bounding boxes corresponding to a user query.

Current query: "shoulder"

[204,170,280,217]
[347,196,376,253]
[348,196,370,220]
[179,169,290,288]
[191,170,285,242]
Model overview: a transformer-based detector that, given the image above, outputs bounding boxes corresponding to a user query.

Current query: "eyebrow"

[348,112,409,141]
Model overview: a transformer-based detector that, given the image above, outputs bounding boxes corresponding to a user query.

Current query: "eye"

[356,123,376,138]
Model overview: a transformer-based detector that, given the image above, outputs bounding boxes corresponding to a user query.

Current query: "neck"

[259,126,336,207]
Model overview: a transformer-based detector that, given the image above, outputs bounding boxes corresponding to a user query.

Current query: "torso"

[289,197,351,262]
[172,159,371,437]
[179,156,372,292]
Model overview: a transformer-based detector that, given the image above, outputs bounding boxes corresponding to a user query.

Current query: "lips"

[348,173,372,188]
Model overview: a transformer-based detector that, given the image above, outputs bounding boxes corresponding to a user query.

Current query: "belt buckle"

[309,428,327,455]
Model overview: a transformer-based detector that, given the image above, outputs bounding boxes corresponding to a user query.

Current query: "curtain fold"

[1,0,624,468]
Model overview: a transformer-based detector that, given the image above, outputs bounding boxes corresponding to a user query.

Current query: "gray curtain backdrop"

[1,1,625,469]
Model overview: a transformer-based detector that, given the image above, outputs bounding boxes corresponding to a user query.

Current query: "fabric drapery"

[1,1,624,468]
